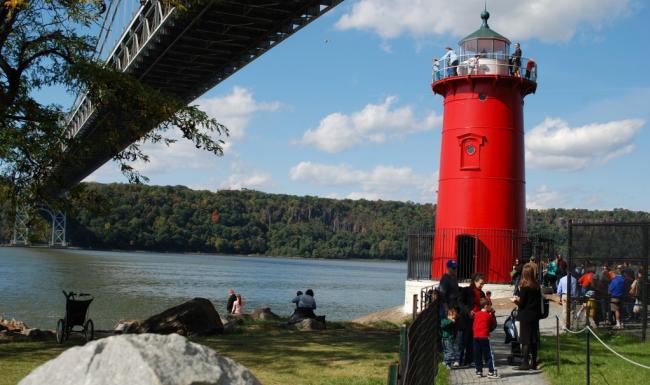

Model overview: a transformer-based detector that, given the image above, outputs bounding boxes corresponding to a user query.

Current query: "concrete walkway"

[449,303,562,385]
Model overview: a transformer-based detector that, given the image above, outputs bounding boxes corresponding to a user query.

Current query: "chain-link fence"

[567,221,649,340]
[401,290,441,385]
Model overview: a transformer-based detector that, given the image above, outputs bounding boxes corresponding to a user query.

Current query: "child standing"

[472,299,499,378]
[440,307,460,369]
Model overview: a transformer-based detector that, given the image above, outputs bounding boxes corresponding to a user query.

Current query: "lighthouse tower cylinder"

[431,10,537,284]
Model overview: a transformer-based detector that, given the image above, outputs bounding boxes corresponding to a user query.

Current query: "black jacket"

[516,286,542,323]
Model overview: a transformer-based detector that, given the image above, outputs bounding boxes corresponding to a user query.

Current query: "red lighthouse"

[431,10,537,284]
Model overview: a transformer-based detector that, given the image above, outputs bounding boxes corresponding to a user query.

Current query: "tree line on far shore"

[1,183,649,260]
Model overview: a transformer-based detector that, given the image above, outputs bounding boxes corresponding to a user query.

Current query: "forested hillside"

[67,183,436,259]
[1,182,649,259]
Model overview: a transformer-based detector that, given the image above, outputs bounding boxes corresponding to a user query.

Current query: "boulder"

[296,318,325,331]
[23,328,55,340]
[249,307,280,321]
[18,333,262,385]
[223,320,239,334]
[134,298,224,336]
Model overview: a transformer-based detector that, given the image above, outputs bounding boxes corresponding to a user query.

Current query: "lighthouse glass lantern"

[431,10,537,283]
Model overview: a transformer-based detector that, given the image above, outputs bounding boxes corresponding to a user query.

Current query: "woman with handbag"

[511,263,542,370]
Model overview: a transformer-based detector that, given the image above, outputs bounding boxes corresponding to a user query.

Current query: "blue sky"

[73,0,649,211]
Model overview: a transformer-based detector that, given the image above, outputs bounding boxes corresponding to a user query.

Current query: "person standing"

[545,255,559,292]
[557,262,578,328]
[458,272,486,366]
[441,307,460,369]
[511,42,522,76]
[472,299,499,378]
[609,267,625,329]
[433,58,442,81]
[512,263,542,370]
[226,289,237,314]
[440,47,459,76]
[439,260,460,317]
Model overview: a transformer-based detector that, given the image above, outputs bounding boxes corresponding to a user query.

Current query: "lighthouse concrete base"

[403,279,515,314]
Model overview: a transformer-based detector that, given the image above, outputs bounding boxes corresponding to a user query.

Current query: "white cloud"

[525,117,644,171]
[289,161,438,202]
[297,96,440,153]
[197,86,281,142]
[221,171,274,190]
[526,185,570,209]
[83,86,281,182]
[336,0,631,42]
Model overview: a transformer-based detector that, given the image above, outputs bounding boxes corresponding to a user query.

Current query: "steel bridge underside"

[50,0,342,193]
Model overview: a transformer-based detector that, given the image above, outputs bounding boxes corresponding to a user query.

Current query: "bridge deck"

[53,0,342,193]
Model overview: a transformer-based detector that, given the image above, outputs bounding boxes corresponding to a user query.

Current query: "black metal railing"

[407,228,433,280]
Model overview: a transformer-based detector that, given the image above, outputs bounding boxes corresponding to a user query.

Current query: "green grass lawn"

[0,320,452,385]
[540,331,650,385]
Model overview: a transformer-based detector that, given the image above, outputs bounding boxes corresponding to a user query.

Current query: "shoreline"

[0,244,407,264]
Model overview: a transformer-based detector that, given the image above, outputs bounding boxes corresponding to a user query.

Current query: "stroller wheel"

[84,319,94,342]
[56,319,65,344]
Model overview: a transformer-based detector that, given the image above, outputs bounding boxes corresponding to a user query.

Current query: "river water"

[0,247,406,330]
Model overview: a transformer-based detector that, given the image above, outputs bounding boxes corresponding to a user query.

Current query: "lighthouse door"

[456,235,476,281]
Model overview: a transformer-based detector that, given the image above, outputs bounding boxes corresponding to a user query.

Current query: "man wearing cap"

[439,260,460,316]
[440,47,459,76]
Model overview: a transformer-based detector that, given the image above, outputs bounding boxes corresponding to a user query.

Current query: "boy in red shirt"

[473,298,499,378]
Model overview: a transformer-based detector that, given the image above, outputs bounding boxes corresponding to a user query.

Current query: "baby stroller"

[503,308,522,365]
[56,290,94,344]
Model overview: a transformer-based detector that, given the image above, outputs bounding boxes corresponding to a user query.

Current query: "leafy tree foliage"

[0,1,227,213]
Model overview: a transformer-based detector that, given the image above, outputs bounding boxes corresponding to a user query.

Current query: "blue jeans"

[473,338,496,374]
[443,338,460,364]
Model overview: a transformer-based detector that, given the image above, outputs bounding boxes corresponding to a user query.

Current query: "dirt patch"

[351,306,409,325]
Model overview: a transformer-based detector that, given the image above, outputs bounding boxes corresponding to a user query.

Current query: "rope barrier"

[563,326,588,334]
[560,325,650,370]
[585,326,650,370]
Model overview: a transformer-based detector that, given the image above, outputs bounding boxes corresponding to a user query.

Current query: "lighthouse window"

[479,93,487,101]
[466,144,476,155]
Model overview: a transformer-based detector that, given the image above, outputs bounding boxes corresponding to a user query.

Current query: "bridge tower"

[11,207,67,247]
[431,10,537,283]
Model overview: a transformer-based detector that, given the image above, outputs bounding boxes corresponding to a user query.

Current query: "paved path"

[449,303,562,385]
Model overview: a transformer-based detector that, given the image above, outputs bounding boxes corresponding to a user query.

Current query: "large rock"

[18,333,262,385]
[249,307,280,321]
[134,298,224,336]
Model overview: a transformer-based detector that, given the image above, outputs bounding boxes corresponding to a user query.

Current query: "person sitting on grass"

[472,298,499,379]
[231,294,244,315]
[441,307,460,369]
[289,289,318,324]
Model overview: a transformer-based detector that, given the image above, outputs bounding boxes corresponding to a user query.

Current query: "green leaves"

[1,0,227,208]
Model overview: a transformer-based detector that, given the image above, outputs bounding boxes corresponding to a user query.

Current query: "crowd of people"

[438,259,545,378]
[511,255,645,330]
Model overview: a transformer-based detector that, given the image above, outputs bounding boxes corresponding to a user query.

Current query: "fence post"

[387,363,396,385]
[412,294,418,321]
[585,328,591,385]
[567,220,573,330]
[556,315,560,375]
[642,224,648,342]
[399,325,407,384]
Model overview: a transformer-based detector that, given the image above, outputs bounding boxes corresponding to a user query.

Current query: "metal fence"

[401,290,441,385]
[432,54,538,82]
[407,228,433,280]
[407,228,555,283]
[567,221,649,340]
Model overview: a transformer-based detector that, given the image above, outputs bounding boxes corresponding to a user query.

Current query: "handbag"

[539,288,549,320]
